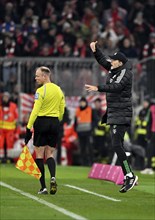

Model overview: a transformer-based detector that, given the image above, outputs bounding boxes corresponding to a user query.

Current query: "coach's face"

[111,60,123,69]
[35,69,45,85]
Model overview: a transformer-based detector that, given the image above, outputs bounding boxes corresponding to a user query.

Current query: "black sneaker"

[119,175,138,193]
[50,178,57,195]
[38,188,48,195]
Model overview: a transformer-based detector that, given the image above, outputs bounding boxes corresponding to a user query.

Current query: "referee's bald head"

[36,66,51,76]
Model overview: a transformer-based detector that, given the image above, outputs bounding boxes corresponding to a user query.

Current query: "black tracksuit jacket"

[94,47,133,125]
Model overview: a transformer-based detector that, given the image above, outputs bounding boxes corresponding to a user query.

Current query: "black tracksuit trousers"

[110,124,132,175]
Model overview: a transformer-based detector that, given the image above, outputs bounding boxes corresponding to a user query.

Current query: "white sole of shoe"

[127,175,138,192]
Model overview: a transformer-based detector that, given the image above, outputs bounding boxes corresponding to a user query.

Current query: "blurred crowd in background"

[0,0,155,59]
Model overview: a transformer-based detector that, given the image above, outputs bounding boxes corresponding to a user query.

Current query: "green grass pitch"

[0,164,155,220]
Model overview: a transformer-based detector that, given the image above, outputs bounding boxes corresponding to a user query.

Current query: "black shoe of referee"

[50,178,57,195]
[119,175,138,193]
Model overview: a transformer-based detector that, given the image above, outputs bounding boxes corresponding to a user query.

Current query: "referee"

[25,66,65,195]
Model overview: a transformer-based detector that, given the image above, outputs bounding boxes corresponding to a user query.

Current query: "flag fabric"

[15,146,41,180]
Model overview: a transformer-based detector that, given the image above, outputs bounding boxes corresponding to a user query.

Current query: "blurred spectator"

[0,92,18,163]
[57,1,79,29]
[24,0,41,17]
[37,19,50,46]
[92,98,109,161]
[103,0,127,25]
[73,37,90,57]
[128,0,144,30]
[134,99,150,170]
[88,0,104,20]
[114,20,130,42]
[74,96,94,166]
[48,26,57,45]
[4,2,19,23]
[100,20,118,50]
[141,32,155,59]
[82,6,97,29]
[39,43,52,57]
[23,33,39,56]
[3,35,18,57]
[1,35,18,87]
[49,13,58,30]
[51,34,64,57]
[62,22,76,47]
[44,1,55,18]
[61,122,78,166]
[131,8,152,53]
[62,44,73,57]
[89,22,101,43]
[119,37,138,58]
[141,99,155,174]
[21,8,38,37]
[0,15,15,37]
[14,25,25,56]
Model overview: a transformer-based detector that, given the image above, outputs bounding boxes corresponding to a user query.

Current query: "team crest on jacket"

[35,92,39,100]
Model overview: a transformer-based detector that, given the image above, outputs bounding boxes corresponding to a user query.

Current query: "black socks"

[46,157,56,178]
[36,157,56,189]
[36,158,46,189]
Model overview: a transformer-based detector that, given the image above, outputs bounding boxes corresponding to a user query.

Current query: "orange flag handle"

[15,145,41,180]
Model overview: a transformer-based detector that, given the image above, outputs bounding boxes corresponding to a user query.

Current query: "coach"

[85,41,138,193]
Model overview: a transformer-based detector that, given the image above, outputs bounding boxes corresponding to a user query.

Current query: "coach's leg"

[110,125,138,193]
[110,125,132,175]
[35,146,47,191]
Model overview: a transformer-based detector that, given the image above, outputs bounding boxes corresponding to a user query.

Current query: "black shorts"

[33,116,60,147]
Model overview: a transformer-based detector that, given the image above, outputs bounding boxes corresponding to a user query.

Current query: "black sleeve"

[93,47,111,71]
[98,70,132,93]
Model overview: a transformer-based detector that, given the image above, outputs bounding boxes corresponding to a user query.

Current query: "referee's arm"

[27,92,43,129]
[59,92,65,121]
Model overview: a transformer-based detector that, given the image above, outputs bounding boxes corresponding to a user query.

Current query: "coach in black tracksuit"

[85,41,138,193]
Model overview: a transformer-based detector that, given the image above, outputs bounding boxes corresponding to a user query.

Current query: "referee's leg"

[35,146,47,194]
[45,146,57,194]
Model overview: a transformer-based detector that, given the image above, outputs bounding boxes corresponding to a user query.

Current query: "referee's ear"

[43,73,47,79]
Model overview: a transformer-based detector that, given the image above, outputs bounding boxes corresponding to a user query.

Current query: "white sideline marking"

[0,181,88,220]
[65,184,121,202]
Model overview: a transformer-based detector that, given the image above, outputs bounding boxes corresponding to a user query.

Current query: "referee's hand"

[25,128,32,145]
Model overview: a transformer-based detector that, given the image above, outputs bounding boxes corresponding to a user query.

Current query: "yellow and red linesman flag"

[15,146,41,180]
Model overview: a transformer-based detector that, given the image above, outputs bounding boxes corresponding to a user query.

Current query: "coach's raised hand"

[90,41,98,52]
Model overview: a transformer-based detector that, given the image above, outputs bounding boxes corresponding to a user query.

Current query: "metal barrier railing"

[0,56,154,99]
